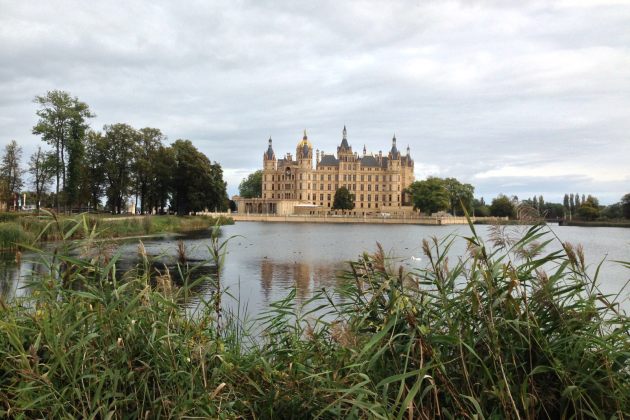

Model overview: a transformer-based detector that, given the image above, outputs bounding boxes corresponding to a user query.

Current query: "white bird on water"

[410,256,421,262]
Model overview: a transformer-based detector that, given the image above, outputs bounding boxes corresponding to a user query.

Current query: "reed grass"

[0,217,627,418]
[0,222,33,250]
[0,211,233,250]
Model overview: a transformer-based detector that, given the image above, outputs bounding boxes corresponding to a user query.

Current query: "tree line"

[2,90,228,215]
[400,177,629,221]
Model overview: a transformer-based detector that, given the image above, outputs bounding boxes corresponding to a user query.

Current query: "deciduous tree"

[135,128,165,213]
[238,170,263,198]
[0,140,23,210]
[622,193,630,219]
[32,90,94,211]
[103,124,138,214]
[443,177,474,216]
[490,194,516,218]
[171,140,227,215]
[332,186,355,212]
[408,177,449,214]
[28,146,55,211]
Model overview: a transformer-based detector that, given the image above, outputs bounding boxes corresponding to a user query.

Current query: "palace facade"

[237,127,415,216]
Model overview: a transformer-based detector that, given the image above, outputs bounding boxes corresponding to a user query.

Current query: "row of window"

[262,192,401,203]
[266,171,402,182]
[264,183,401,192]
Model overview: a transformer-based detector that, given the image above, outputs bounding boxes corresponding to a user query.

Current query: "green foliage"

[600,203,622,219]
[136,128,165,213]
[0,222,32,249]
[32,90,94,210]
[0,220,627,417]
[473,198,491,216]
[621,193,630,219]
[408,177,473,215]
[408,177,450,214]
[103,123,139,214]
[28,147,56,211]
[83,131,107,210]
[578,198,600,220]
[490,194,516,218]
[171,140,228,215]
[0,140,23,208]
[332,186,355,211]
[443,177,474,215]
[238,170,263,198]
[0,212,20,222]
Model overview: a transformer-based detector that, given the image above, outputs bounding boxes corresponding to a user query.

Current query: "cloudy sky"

[1,0,629,203]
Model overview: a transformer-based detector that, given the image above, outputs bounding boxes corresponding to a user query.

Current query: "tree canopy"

[443,177,475,216]
[577,195,600,220]
[490,194,516,218]
[238,170,263,198]
[622,193,630,219]
[0,140,23,210]
[32,90,94,211]
[171,140,228,215]
[407,177,450,215]
[332,186,355,211]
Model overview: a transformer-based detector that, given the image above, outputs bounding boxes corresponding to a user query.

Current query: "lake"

[2,222,629,314]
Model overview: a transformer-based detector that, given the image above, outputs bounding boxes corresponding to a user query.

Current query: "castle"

[236,127,415,216]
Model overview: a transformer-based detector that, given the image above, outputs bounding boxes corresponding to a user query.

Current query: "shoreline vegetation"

[0,211,234,251]
[558,219,630,228]
[0,217,628,418]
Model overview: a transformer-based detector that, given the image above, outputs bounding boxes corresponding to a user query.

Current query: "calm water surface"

[2,222,629,314]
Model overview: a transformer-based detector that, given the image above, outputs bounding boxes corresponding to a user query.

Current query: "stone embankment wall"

[203,212,505,225]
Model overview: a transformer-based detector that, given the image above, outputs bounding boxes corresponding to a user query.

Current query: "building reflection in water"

[259,258,346,305]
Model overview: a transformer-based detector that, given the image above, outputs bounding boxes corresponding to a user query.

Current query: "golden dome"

[298,129,312,148]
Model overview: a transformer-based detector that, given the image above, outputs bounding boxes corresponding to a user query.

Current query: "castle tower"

[337,125,353,159]
[262,137,276,199]
[296,129,312,168]
[295,130,313,201]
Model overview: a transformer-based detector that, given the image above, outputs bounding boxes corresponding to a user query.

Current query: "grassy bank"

[560,220,630,228]
[0,219,628,418]
[0,212,233,250]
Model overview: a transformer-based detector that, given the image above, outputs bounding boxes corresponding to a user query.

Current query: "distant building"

[236,127,416,216]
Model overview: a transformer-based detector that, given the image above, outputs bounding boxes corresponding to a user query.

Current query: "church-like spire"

[339,125,350,150]
[363,144,367,155]
[406,144,410,155]
[265,136,275,160]
[303,129,308,140]
[389,134,400,159]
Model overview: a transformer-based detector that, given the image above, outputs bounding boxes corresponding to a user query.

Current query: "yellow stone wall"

[261,131,415,214]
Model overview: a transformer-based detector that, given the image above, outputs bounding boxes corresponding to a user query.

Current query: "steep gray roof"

[319,154,339,166]
[339,125,350,149]
[266,145,274,160]
[360,155,379,167]
[390,145,400,159]
[381,157,389,168]
[265,138,275,160]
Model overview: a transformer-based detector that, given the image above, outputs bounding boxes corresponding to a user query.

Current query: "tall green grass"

[0,222,33,250]
[0,212,233,250]
[0,217,627,418]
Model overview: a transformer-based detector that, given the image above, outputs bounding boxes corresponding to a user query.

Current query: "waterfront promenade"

[206,212,506,225]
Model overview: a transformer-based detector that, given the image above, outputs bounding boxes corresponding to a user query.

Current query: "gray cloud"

[1,0,629,203]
